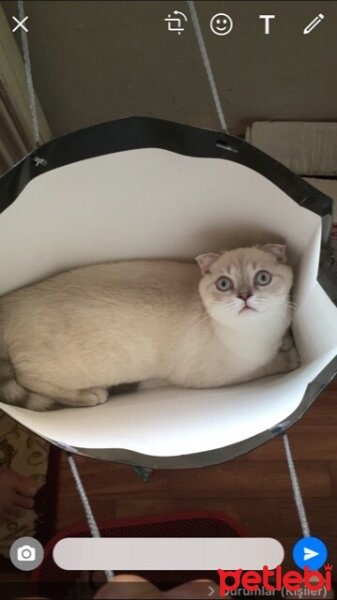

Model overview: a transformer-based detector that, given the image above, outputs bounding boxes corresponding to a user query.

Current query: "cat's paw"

[79,387,109,406]
[279,331,300,372]
[280,331,293,352]
[26,393,56,411]
[283,345,301,371]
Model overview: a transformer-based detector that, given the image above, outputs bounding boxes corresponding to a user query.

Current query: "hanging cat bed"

[0,116,336,468]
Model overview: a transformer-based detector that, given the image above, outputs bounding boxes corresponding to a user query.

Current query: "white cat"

[0,244,299,411]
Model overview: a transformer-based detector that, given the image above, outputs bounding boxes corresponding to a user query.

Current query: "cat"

[0,244,299,411]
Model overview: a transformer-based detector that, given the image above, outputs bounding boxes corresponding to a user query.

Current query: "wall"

[1,0,336,137]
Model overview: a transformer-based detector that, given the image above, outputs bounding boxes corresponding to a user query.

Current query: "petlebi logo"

[217,564,333,596]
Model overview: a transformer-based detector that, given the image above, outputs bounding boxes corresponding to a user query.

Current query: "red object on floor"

[32,510,245,598]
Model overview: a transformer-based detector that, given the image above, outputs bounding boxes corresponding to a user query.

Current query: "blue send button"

[293,536,328,570]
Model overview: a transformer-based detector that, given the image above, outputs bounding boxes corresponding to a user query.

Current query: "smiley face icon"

[210,13,233,36]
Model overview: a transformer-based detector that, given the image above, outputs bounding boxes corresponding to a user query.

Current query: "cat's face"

[196,244,293,328]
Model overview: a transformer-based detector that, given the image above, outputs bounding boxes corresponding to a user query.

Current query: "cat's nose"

[238,291,252,301]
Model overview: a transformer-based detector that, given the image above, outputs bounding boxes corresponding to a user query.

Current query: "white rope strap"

[188,0,310,540]
[67,454,114,582]
[17,0,110,582]
[17,0,40,147]
[191,5,314,561]
[283,433,310,538]
[187,1,228,132]
[17,0,113,581]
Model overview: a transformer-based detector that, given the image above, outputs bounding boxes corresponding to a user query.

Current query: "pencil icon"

[303,13,324,35]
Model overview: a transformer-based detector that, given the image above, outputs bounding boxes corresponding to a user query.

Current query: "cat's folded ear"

[195,253,221,275]
[258,243,287,263]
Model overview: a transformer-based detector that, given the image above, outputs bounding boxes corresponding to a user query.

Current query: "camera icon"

[17,545,36,561]
[10,536,44,571]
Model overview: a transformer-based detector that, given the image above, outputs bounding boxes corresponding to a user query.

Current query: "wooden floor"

[57,379,337,573]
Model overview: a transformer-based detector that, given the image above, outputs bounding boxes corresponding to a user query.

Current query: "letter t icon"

[259,15,275,34]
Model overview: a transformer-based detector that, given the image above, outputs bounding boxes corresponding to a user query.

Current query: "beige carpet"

[0,411,50,558]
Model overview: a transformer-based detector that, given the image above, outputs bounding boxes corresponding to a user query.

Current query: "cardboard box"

[245,122,337,176]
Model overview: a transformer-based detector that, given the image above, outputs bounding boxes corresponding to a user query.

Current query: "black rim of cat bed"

[1,116,335,302]
[0,116,336,468]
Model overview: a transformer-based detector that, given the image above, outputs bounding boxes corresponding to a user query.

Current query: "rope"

[17,1,40,147]
[17,0,109,583]
[67,454,114,582]
[282,433,310,538]
[187,1,228,132]
[188,0,310,543]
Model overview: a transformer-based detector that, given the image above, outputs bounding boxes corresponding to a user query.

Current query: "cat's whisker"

[186,302,240,332]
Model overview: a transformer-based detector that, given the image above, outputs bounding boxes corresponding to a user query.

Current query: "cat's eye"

[255,270,272,286]
[216,276,232,292]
